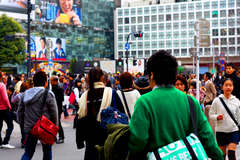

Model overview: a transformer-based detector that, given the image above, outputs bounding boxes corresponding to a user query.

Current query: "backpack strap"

[41,89,49,115]
[120,89,131,118]
[187,95,198,137]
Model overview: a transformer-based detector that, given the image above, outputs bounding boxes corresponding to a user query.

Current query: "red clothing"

[0,82,11,110]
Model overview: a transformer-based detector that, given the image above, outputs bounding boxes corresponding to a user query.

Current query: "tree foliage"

[0,14,26,67]
[69,58,77,73]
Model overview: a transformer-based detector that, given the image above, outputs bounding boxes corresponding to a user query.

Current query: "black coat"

[52,83,64,113]
[214,76,223,87]
[224,72,240,100]
[76,88,125,160]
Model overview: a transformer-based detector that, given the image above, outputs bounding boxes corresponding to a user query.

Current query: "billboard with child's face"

[39,0,82,26]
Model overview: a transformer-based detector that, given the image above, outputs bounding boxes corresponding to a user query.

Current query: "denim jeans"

[0,109,13,145]
[21,133,52,160]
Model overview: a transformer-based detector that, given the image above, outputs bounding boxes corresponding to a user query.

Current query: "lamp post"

[27,0,32,78]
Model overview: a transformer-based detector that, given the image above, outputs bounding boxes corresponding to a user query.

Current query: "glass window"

[237,18,240,26]
[137,8,142,15]
[124,34,128,40]
[159,15,164,22]
[131,51,136,57]
[166,31,172,39]
[166,40,172,48]
[152,50,157,55]
[131,8,136,15]
[144,33,150,40]
[144,16,150,23]
[118,35,123,41]
[173,22,179,30]
[173,40,179,47]
[125,18,129,24]
[124,9,129,16]
[229,47,235,55]
[158,6,164,13]
[118,51,123,58]
[166,23,172,30]
[166,49,172,55]
[159,32,164,39]
[138,25,143,31]
[229,38,235,45]
[238,38,240,45]
[228,19,235,27]
[181,40,187,47]
[152,41,157,49]
[229,28,235,35]
[196,3,202,10]
[212,29,218,36]
[151,32,157,40]
[173,14,179,21]
[131,17,136,24]
[159,23,164,31]
[228,9,235,17]
[188,30,195,38]
[221,47,227,53]
[118,26,123,33]
[138,42,143,49]
[204,48,211,55]
[238,9,240,16]
[144,24,150,32]
[212,1,218,9]
[173,31,179,38]
[159,41,165,48]
[221,29,227,36]
[151,6,157,14]
[188,21,194,29]
[124,26,129,33]
[188,12,194,20]
[181,31,187,38]
[238,28,240,35]
[220,1,226,8]
[212,20,218,27]
[166,14,171,21]
[151,15,157,22]
[144,7,150,14]
[118,43,123,50]
[174,49,180,56]
[212,11,218,18]
[144,42,150,49]
[151,24,157,31]
[204,2,210,9]
[181,49,187,56]
[196,12,202,19]
[212,38,219,45]
[131,43,136,49]
[118,18,123,25]
[220,10,226,17]
[173,4,179,12]
[138,17,142,23]
[181,4,186,11]
[188,3,194,11]
[118,10,123,16]
[138,51,143,57]
[238,1,240,7]
[228,0,235,8]
[145,50,151,57]
[166,5,171,13]
[181,22,187,29]
[204,11,210,18]
[220,19,227,27]
[181,13,187,20]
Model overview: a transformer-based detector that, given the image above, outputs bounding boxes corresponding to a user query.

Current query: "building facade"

[115,0,240,73]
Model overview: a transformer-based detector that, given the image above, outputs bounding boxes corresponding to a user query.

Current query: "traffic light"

[134,31,143,37]
[117,58,123,66]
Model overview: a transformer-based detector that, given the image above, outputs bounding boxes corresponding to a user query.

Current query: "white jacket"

[209,94,240,133]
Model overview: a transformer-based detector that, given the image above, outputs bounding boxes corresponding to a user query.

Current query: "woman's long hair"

[87,67,104,116]
[74,78,82,91]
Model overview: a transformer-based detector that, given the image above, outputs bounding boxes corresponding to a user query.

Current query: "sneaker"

[56,139,64,144]
[0,145,2,148]
[2,144,15,149]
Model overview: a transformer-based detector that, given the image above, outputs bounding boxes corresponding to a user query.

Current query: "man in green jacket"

[128,50,223,160]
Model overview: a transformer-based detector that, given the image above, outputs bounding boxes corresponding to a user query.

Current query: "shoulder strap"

[187,95,198,137]
[219,97,239,126]
[120,89,131,118]
[41,89,49,114]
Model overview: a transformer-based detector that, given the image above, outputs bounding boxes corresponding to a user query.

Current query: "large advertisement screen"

[124,59,144,73]
[0,0,31,14]
[100,61,116,74]
[29,36,66,60]
[39,0,82,26]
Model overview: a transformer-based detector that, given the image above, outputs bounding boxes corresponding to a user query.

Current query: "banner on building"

[124,59,144,73]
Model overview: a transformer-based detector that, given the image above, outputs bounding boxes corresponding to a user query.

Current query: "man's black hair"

[56,38,62,45]
[226,63,235,69]
[14,75,20,81]
[147,50,178,85]
[52,71,57,76]
[40,37,46,43]
[57,73,61,77]
[33,71,47,87]
[204,72,212,80]
[144,69,148,76]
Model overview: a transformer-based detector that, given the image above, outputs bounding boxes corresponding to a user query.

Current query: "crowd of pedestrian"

[0,50,240,160]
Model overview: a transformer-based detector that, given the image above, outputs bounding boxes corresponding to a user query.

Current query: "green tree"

[0,14,26,67]
[69,58,77,73]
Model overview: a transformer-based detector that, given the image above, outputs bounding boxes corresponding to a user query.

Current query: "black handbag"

[219,97,240,140]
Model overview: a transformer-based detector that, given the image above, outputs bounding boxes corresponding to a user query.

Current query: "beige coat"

[205,80,217,103]
[14,80,22,92]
